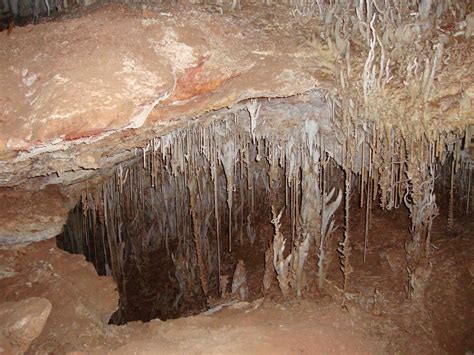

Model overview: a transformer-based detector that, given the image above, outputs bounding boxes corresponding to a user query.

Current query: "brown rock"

[0,185,74,245]
[0,4,316,188]
[0,337,14,354]
[0,297,52,354]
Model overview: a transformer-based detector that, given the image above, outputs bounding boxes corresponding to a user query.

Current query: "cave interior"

[0,0,473,353]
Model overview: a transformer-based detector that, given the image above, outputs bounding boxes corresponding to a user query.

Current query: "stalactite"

[212,144,222,289]
[338,167,353,305]
[448,157,455,230]
[246,99,260,144]
[268,152,284,212]
[220,138,236,252]
[188,173,208,296]
[360,141,365,208]
[363,145,373,262]
[467,162,472,215]
[238,176,245,246]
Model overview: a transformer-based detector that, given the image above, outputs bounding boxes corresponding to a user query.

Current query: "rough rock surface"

[0,185,76,245]
[0,3,324,188]
[0,3,330,244]
[0,297,52,354]
[0,239,389,354]
[0,240,118,353]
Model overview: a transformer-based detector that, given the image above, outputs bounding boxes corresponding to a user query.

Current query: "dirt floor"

[0,239,387,354]
[1,197,473,354]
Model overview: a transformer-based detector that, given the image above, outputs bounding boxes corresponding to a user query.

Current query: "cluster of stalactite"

[58,93,472,323]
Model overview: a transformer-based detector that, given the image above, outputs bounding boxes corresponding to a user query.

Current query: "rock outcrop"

[0,4,326,245]
[0,297,52,354]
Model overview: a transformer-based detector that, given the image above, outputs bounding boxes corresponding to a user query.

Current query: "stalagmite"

[231,260,249,301]
[271,207,292,298]
[318,187,342,289]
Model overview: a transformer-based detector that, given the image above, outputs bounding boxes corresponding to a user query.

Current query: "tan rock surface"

[0,3,331,244]
[0,297,52,354]
[0,240,388,354]
[0,3,323,187]
[0,185,75,245]
[0,239,118,353]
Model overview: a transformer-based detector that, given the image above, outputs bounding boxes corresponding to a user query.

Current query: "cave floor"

[1,202,473,354]
[0,239,387,354]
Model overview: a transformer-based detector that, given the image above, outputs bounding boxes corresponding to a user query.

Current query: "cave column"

[294,120,323,296]
[404,152,438,301]
[295,149,321,296]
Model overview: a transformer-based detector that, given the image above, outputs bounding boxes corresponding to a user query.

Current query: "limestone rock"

[0,297,52,354]
[0,4,317,189]
[0,185,74,245]
[466,12,474,38]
